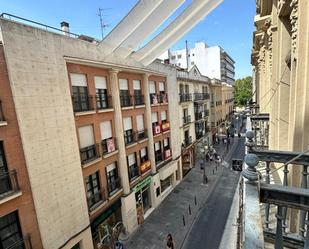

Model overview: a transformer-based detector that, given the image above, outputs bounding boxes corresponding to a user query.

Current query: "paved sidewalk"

[123,162,224,249]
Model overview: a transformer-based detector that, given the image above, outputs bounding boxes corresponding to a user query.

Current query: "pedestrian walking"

[166,234,175,249]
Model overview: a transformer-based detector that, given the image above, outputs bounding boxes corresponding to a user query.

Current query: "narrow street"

[182,134,245,249]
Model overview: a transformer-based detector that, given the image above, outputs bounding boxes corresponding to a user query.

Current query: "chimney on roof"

[60,21,70,37]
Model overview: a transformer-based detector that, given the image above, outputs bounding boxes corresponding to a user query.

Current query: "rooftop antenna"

[98,8,111,40]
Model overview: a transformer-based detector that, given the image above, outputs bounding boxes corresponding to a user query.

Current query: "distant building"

[161,42,235,86]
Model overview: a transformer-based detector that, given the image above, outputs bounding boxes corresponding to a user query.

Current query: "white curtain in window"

[123,117,132,131]
[155,142,160,151]
[119,79,128,90]
[78,125,94,148]
[164,138,169,147]
[149,81,155,93]
[161,111,167,121]
[159,82,165,91]
[128,153,136,166]
[95,76,107,89]
[106,162,116,172]
[133,80,141,90]
[70,73,87,87]
[100,121,112,140]
[140,148,146,157]
[136,115,144,131]
[151,112,158,123]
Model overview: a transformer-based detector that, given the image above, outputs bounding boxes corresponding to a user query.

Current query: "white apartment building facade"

[161,42,235,86]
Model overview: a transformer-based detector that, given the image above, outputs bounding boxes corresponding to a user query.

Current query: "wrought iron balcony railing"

[72,94,94,112]
[179,93,192,103]
[134,94,144,106]
[120,94,133,107]
[107,178,121,196]
[0,100,5,122]
[101,138,117,156]
[80,144,100,165]
[87,188,106,211]
[183,115,191,125]
[137,129,148,141]
[241,114,309,249]
[7,234,32,249]
[96,94,112,110]
[195,112,203,121]
[124,130,137,146]
[0,170,20,198]
[183,136,192,148]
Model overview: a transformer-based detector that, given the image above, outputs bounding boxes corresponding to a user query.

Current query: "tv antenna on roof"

[98,8,111,40]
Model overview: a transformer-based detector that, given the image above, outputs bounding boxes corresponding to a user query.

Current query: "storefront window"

[160,176,172,193]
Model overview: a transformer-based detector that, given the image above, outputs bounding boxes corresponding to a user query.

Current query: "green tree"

[235,76,252,107]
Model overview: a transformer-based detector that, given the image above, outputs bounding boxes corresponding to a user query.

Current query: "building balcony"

[0,100,5,123]
[0,170,20,199]
[161,121,170,132]
[7,234,33,249]
[204,109,210,117]
[241,114,309,249]
[179,93,192,103]
[155,152,164,164]
[72,94,94,112]
[134,94,145,106]
[164,148,172,160]
[124,130,137,146]
[183,115,191,125]
[137,129,148,141]
[153,124,162,136]
[120,94,133,107]
[203,93,210,100]
[140,160,151,174]
[159,93,168,104]
[96,94,112,110]
[193,93,204,101]
[150,93,159,105]
[128,164,140,181]
[195,131,204,140]
[80,144,100,165]
[195,112,203,121]
[87,188,106,212]
[101,138,117,156]
[183,136,192,148]
[107,178,121,196]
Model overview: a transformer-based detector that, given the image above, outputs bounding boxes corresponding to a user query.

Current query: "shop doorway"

[135,185,151,224]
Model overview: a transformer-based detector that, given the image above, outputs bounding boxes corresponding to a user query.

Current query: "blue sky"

[1,0,255,79]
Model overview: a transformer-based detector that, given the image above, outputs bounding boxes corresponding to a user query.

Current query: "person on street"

[166,233,175,249]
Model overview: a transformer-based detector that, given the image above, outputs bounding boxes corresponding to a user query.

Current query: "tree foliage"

[235,76,252,107]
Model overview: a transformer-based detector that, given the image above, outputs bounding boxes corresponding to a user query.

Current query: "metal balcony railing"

[101,138,117,155]
[183,115,191,125]
[193,93,204,101]
[0,170,20,198]
[120,94,133,107]
[80,144,100,165]
[107,178,121,196]
[96,94,112,110]
[183,136,192,148]
[134,94,144,106]
[241,113,309,249]
[179,93,192,103]
[87,189,106,211]
[159,93,168,104]
[128,164,139,180]
[155,152,163,164]
[0,100,5,122]
[137,129,148,141]
[124,130,137,146]
[195,112,203,121]
[72,94,94,112]
[7,234,32,249]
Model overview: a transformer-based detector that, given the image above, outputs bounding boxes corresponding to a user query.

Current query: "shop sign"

[161,122,170,131]
[153,124,161,135]
[133,175,152,193]
[140,160,151,174]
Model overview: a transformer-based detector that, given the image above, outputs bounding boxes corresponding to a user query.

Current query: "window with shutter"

[127,153,139,180]
[78,125,94,148]
[70,73,91,112]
